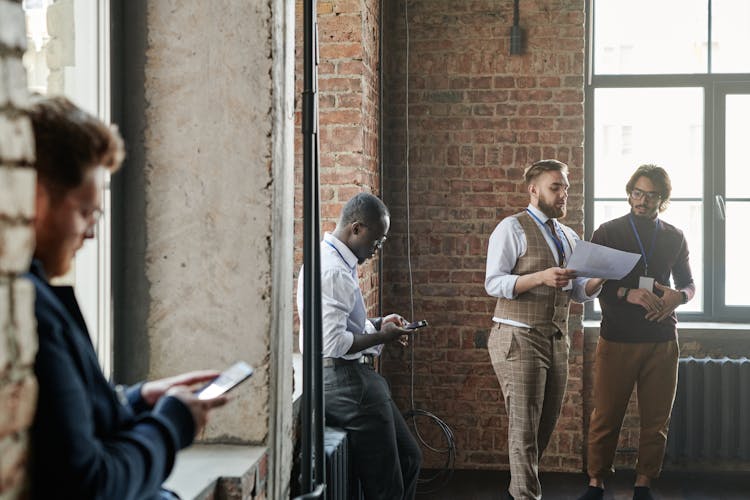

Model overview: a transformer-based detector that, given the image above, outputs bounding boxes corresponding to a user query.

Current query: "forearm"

[513,271,544,295]
[346,331,389,354]
[124,382,150,413]
[584,278,605,297]
[679,282,696,302]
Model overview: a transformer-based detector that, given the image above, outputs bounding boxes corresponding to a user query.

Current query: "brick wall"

[380,0,586,471]
[0,0,38,497]
[293,0,383,343]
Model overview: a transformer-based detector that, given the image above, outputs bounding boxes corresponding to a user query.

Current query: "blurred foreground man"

[28,96,227,499]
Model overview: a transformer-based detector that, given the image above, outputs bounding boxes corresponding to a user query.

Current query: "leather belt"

[323,354,374,368]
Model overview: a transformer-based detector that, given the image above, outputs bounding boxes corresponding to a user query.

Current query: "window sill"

[163,444,267,499]
[584,320,750,355]
[584,320,750,335]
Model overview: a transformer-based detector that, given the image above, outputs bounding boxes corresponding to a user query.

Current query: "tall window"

[585,0,750,322]
[23,0,114,372]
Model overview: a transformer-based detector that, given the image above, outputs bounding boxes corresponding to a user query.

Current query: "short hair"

[28,95,125,195]
[626,164,672,211]
[524,159,568,184]
[339,192,389,227]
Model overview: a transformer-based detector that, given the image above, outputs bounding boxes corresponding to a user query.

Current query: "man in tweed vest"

[485,159,604,500]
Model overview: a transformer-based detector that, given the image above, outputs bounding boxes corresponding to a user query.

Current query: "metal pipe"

[301,0,323,495]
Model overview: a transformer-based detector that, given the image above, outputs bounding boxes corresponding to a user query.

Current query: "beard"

[629,200,659,219]
[538,196,566,219]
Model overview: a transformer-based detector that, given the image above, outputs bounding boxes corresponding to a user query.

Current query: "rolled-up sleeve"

[320,267,358,358]
[485,217,524,299]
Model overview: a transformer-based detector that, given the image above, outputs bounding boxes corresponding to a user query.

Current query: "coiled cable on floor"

[401,0,456,494]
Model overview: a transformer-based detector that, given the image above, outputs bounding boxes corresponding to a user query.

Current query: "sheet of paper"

[566,240,640,280]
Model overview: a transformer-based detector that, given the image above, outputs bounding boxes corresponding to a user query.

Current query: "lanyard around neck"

[325,240,356,276]
[628,213,660,276]
[526,208,566,266]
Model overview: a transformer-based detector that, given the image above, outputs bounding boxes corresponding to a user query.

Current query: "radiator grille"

[324,427,363,500]
[666,357,750,462]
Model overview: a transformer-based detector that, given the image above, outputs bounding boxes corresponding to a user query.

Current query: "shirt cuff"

[366,317,382,331]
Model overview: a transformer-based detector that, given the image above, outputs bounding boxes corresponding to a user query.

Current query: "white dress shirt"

[297,232,381,359]
[485,204,599,327]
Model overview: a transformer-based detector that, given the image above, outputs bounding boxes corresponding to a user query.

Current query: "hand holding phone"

[405,319,428,330]
[194,361,254,400]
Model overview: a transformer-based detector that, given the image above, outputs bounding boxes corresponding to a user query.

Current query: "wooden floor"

[416,469,750,499]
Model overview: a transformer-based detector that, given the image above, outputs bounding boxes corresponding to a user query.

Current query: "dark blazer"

[28,260,194,500]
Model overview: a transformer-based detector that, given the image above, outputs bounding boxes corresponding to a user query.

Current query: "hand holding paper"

[566,240,640,280]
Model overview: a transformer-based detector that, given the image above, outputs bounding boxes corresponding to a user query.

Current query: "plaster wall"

[141,0,275,443]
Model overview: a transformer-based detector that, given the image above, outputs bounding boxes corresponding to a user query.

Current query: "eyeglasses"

[358,222,387,250]
[85,207,104,224]
[630,188,661,202]
[373,235,387,250]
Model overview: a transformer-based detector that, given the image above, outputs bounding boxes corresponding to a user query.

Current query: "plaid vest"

[493,211,571,337]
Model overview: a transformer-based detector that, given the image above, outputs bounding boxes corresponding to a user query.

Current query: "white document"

[566,240,640,280]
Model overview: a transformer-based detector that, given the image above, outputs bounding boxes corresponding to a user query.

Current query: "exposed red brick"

[382,0,587,472]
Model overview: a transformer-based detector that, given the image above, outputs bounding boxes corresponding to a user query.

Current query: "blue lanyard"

[325,240,356,277]
[526,208,566,266]
[628,214,660,276]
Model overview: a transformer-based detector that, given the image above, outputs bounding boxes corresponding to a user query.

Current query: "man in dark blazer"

[27,96,227,499]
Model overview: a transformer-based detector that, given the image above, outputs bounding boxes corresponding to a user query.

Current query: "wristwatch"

[620,288,630,300]
[680,290,689,304]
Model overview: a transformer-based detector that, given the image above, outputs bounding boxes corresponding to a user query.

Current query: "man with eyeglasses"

[296,192,422,499]
[578,165,695,500]
[27,96,228,499]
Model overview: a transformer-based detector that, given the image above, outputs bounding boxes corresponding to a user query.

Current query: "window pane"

[662,201,703,313]
[725,94,750,198]
[594,0,708,75]
[594,88,704,198]
[712,0,750,73]
[592,201,630,233]
[725,202,750,306]
[23,0,112,375]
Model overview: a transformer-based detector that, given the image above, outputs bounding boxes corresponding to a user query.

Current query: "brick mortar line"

[0,106,29,118]
[0,46,25,59]
[0,214,34,225]
[0,162,35,170]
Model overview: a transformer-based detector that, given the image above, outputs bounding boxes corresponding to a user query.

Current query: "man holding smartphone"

[485,160,604,500]
[27,96,228,500]
[297,193,422,500]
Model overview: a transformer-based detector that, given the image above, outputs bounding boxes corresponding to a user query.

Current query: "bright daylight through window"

[22,0,114,372]
[586,0,750,321]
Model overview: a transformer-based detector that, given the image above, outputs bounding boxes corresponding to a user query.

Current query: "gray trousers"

[488,323,569,500]
[324,363,422,500]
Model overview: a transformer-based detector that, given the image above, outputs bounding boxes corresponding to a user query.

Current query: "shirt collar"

[30,258,49,283]
[323,232,358,270]
[527,204,552,225]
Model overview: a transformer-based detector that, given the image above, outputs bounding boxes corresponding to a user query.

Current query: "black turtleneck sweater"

[591,212,694,343]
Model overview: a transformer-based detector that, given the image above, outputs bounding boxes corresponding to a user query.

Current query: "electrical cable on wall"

[400,0,456,493]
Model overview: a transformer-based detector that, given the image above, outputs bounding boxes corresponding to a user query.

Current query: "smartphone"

[405,319,429,330]
[194,361,254,400]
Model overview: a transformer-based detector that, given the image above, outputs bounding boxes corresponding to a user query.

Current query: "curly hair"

[626,164,672,212]
[27,95,125,195]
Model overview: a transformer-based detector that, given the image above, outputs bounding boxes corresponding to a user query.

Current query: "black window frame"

[584,0,750,323]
